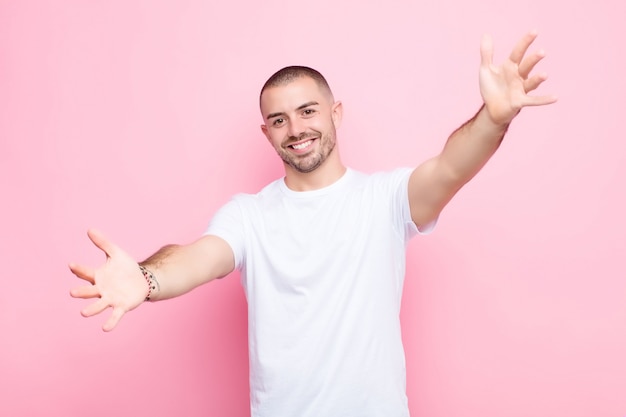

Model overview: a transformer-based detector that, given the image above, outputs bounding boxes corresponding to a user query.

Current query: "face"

[260,77,342,174]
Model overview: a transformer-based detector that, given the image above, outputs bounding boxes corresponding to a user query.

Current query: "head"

[260,66,343,175]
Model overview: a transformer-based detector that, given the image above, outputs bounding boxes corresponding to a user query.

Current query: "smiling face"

[260,76,343,175]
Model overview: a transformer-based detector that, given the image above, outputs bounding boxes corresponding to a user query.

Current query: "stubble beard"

[279,131,336,174]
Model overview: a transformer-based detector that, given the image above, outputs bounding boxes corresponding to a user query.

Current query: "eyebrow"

[266,101,320,120]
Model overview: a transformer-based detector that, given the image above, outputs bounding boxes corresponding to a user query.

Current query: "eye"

[272,118,285,127]
[302,108,316,117]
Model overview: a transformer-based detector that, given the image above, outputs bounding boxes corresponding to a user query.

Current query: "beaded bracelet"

[139,265,160,301]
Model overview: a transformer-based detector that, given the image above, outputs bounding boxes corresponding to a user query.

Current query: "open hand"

[69,229,148,331]
[479,30,558,126]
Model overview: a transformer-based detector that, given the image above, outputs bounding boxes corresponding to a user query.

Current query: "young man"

[70,31,556,416]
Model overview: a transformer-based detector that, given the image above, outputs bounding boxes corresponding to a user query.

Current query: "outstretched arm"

[69,229,234,331]
[408,30,558,228]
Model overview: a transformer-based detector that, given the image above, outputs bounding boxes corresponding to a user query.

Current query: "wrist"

[481,102,517,129]
[477,104,511,138]
[139,265,160,301]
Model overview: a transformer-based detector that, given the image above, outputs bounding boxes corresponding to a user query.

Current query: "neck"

[283,149,346,192]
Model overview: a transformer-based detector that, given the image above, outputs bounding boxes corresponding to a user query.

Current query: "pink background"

[1,0,624,416]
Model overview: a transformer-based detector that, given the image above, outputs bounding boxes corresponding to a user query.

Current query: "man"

[70,31,556,416]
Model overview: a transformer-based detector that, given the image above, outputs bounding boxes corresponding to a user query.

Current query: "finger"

[524,72,548,93]
[87,229,117,257]
[70,285,101,299]
[480,34,494,68]
[81,298,110,317]
[509,29,538,64]
[519,49,546,79]
[102,307,125,332]
[68,262,95,284]
[521,94,559,107]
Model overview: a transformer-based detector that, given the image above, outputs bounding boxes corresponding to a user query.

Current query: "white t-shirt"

[206,168,430,417]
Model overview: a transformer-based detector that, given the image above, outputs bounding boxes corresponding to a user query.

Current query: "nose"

[287,117,305,139]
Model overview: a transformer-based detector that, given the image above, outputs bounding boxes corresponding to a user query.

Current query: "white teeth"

[292,140,313,150]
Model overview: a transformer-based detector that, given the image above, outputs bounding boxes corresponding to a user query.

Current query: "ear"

[331,101,343,129]
[260,124,270,141]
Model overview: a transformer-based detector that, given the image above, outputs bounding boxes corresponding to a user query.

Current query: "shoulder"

[223,177,284,214]
[368,167,413,181]
[355,167,413,190]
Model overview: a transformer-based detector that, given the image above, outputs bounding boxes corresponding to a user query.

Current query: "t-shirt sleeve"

[203,197,246,270]
[388,167,437,241]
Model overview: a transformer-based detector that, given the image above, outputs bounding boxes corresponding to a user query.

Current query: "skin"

[260,76,345,191]
[69,31,557,331]
[406,31,556,227]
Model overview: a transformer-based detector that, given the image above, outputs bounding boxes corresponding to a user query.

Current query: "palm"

[69,229,147,331]
[479,31,557,126]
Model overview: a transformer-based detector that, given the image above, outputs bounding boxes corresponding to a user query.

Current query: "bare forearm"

[139,236,234,301]
[439,104,510,185]
[406,105,511,226]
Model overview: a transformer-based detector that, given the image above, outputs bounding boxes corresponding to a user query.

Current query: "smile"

[289,139,314,150]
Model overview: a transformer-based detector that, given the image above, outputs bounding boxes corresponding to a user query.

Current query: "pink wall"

[1,1,624,416]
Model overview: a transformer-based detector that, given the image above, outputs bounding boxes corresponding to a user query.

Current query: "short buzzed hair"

[260,66,334,104]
